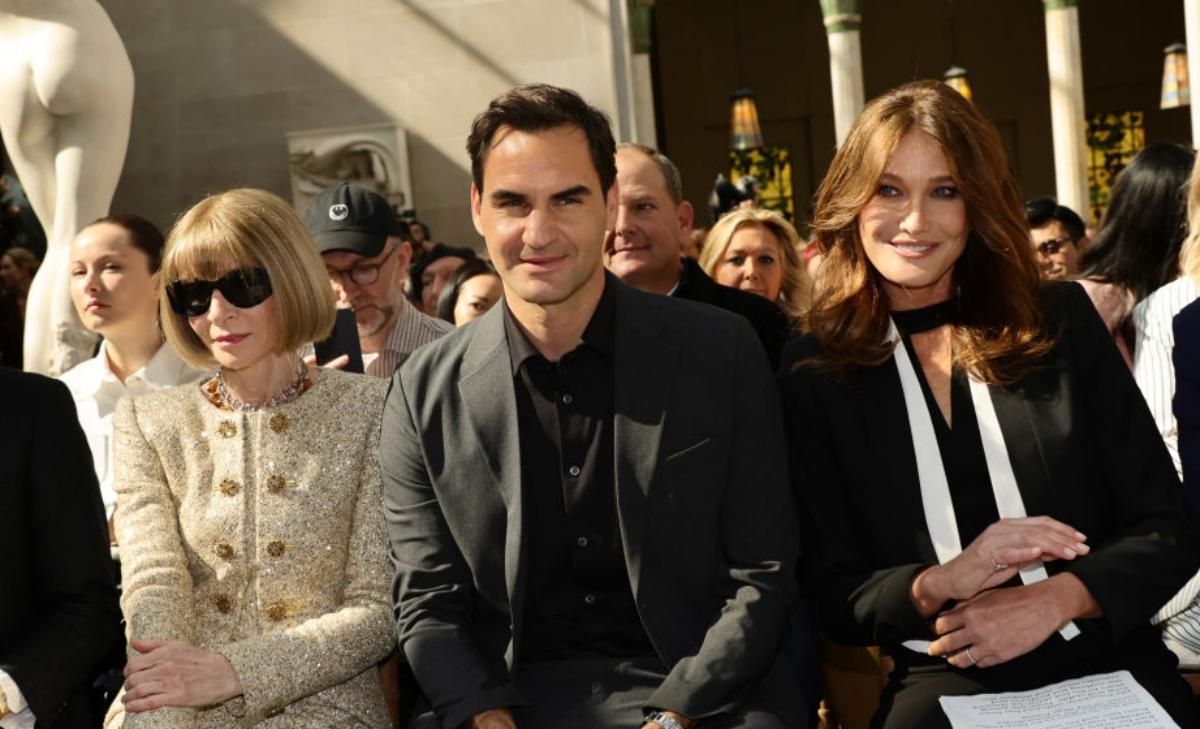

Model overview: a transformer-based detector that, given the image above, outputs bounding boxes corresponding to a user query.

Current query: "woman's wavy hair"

[806,80,1051,384]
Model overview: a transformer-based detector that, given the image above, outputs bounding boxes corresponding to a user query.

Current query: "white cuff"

[0,671,34,729]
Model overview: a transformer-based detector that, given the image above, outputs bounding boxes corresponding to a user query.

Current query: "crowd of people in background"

[5,77,1200,729]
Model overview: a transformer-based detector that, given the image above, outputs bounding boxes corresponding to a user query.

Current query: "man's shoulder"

[675,260,786,327]
[397,310,486,379]
[707,281,788,326]
[625,277,749,331]
[396,301,455,349]
[2,367,70,404]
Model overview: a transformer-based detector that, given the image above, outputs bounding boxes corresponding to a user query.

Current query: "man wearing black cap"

[304,182,452,377]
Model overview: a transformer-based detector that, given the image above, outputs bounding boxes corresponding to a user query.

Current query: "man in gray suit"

[380,84,803,729]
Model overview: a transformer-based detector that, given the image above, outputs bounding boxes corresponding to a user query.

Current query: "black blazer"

[675,257,791,368]
[0,370,121,727]
[779,282,1199,674]
[381,275,802,728]
[1174,296,1200,520]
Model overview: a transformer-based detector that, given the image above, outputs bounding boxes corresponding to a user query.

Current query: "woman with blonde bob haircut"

[106,188,395,728]
[159,188,335,369]
[779,81,1200,728]
[699,207,808,320]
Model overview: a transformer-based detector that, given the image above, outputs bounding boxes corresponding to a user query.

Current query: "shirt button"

[267,540,286,558]
[267,475,288,494]
[212,595,232,614]
[561,393,574,405]
[583,594,596,605]
[576,536,589,547]
[568,465,581,478]
[219,479,239,497]
[215,543,235,560]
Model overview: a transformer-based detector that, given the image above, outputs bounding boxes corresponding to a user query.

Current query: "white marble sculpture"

[0,0,134,375]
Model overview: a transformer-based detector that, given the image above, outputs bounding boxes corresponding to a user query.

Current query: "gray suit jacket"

[380,276,801,728]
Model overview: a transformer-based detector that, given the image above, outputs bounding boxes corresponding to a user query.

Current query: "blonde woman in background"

[699,208,809,320]
[105,189,393,728]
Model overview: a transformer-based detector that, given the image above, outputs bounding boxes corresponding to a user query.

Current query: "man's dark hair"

[618,143,683,204]
[1024,197,1085,242]
[467,84,617,195]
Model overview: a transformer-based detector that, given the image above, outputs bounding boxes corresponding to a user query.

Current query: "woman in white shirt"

[1131,156,1200,668]
[1134,154,1200,476]
[58,215,205,538]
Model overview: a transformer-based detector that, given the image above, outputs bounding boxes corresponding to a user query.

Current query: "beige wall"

[102,0,625,250]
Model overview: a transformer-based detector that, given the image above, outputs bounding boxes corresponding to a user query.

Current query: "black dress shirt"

[503,281,656,662]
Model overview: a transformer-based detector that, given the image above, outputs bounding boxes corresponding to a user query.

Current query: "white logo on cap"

[329,204,349,221]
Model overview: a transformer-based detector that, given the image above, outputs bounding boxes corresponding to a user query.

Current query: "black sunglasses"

[167,268,273,317]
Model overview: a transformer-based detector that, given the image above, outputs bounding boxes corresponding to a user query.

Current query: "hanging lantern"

[1162,43,1190,109]
[943,66,973,102]
[730,88,764,150]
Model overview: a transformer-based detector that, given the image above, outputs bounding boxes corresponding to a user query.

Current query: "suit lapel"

[872,360,942,565]
[457,305,525,657]
[612,283,677,600]
[990,378,1058,519]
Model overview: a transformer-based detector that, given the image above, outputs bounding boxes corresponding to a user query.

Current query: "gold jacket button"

[267,475,287,494]
[219,479,239,497]
[269,413,290,433]
[215,543,235,560]
[217,421,236,438]
[266,540,286,558]
[213,595,232,614]
[265,603,287,622]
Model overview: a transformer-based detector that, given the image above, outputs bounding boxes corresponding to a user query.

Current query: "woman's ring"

[990,553,1007,572]
[965,647,978,666]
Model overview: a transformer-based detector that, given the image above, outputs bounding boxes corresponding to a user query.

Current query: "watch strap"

[645,711,685,729]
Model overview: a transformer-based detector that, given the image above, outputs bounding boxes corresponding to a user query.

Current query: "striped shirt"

[366,299,454,377]
[1133,275,1199,478]
[1135,276,1200,662]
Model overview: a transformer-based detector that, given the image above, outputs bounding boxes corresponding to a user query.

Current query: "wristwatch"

[645,710,685,729]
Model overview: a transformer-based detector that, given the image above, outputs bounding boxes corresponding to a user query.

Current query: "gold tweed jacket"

[104,369,393,728]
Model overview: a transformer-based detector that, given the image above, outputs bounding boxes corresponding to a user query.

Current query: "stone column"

[1043,0,1090,220]
[1185,0,1200,143]
[820,0,865,147]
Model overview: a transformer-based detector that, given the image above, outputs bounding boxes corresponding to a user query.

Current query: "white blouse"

[58,341,206,517]
[1133,275,1199,478]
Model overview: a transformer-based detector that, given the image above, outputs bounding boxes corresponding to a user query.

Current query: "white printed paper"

[939,670,1179,729]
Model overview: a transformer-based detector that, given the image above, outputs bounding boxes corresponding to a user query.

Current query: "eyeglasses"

[1035,237,1076,256]
[166,268,273,317]
[325,243,398,287]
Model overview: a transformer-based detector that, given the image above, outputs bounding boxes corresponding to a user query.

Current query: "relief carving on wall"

[286,123,413,214]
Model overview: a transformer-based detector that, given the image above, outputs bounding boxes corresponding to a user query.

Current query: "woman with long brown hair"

[780,80,1200,728]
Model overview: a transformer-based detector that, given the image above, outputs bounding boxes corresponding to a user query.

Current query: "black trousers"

[411,655,790,729]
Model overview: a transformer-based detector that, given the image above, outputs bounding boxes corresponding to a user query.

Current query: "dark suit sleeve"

[778,349,935,647]
[379,371,524,729]
[0,377,121,723]
[1058,284,1200,639]
[648,320,801,718]
[1174,302,1200,521]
